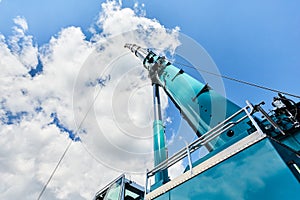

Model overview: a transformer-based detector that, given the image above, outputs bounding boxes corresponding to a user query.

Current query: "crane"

[94,44,300,200]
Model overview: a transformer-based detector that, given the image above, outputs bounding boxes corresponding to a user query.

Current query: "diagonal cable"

[37,86,103,200]
[173,61,300,99]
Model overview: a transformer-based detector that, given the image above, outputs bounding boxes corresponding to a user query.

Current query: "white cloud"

[168,160,185,180]
[0,1,180,199]
[13,16,28,31]
[9,16,38,70]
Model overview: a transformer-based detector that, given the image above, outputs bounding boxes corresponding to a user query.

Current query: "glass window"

[104,178,123,200]
[124,182,144,200]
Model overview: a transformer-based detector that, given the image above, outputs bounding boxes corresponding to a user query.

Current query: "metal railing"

[145,101,270,193]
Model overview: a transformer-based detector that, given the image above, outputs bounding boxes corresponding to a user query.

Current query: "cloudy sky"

[0,0,299,199]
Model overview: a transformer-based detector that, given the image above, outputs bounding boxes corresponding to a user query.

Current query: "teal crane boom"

[94,44,300,200]
[124,43,252,185]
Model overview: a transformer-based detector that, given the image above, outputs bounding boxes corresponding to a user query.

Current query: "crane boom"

[125,44,254,187]
[125,43,251,146]
[94,43,300,200]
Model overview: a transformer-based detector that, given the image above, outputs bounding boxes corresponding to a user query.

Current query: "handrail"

[148,107,248,176]
[146,101,265,189]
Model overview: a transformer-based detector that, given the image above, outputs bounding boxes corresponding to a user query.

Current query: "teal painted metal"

[281,131,300,151]
[259,99,300,152]
[153,120,168,183]
[153,138,300,200]
[152,84,169,185]
[125,44,300,195]
[124,44,253,186]
[124,44,170,186]
[143,51,252,150]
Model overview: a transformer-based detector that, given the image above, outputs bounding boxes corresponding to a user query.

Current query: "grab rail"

[145,101,265,192]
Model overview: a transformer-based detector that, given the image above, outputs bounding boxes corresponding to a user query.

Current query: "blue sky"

[0,0,100,44]
[0,0,300,199]
[137,0,300,143]
[1,0,299,104]
[140,0,300,105]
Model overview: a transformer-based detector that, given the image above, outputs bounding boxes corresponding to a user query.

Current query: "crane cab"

[94,174,144,200]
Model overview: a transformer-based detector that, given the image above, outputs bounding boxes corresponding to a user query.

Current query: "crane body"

[94,44,300,200]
